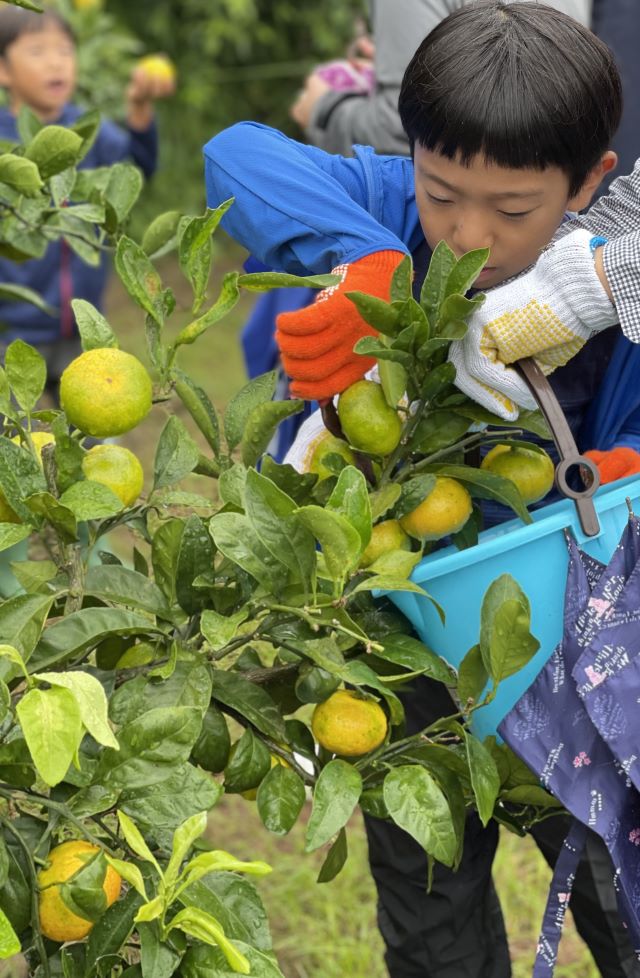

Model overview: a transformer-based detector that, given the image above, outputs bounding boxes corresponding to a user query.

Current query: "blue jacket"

[204,122,640,455]
[0,104,158,345]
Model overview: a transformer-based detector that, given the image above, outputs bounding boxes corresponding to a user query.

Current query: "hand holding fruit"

[275,249,406,400]
[448,229,617,421]
[127,54,177,128]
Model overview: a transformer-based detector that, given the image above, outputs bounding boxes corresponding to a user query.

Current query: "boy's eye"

[426,192,453,205]
[499,209,533,219]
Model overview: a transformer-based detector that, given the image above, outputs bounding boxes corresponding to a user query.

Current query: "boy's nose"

[451,219,494,256]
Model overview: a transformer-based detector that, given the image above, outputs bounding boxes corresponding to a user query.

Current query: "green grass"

[102,250,600,978]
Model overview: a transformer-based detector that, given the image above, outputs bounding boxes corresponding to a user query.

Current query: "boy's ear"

[568,151,618,211]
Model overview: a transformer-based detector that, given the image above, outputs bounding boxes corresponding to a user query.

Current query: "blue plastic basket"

[383,475,640,740]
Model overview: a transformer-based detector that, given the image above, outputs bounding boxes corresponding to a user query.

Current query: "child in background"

[0,6,175,400]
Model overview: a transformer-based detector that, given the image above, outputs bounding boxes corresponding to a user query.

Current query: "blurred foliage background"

[64,0,367,221]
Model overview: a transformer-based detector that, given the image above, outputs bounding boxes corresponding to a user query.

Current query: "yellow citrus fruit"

[12,431,55,463]
[312,689,387,757]
[137,55,177,83]
[73,0,102,9]
[360,519,411,568]
[400,476,472,541]
[337,380,402,456]
[307,432,356,481]
[38,841,121,943]
[481,443,555,505]
[60,348,152,438]
[82,444,144,507]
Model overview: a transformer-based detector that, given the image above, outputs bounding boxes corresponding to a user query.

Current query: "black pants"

[364,676,640,978]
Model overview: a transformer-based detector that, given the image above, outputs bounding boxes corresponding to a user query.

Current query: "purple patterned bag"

[499,516,640,976]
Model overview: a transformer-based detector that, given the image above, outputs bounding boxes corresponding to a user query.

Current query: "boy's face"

[0,23,76,121]
[414,146,607,290]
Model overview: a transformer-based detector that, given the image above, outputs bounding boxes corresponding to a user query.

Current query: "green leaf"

[31,607,160,672]
[326,466,372,551]
[110,661,212,728]
[173,271,241,347]
[153,416,200,490]
[103,163,143,229]
[169,907,250,974]
[24,125,83,178]
[209,512,288,594]
[237,270,339,292]
[180,874,272,952]
[0,434,47,522]
[85,885,142,975]
[305,760,362,852]
[317,827,348,883]
[411,411,470,456]
[181,943,285,978]
[59,481,123,521]
[0,592,53,664]
[84,565,170,619]
[345,291,399,336]
[479,575,540,682]
[465,733,500,826]
[376,633,455,684]
[119,766,222,851]
[501,784,563,808]
[138,920,181,977]
[115,236,164,327]
[71,299,118,351]
[224,728,271,794]
[151,518,185,606]
[353,335,412,367]
[257,764,306,836]
[244,469,316,594]
[175,515,215,615]
[26,490,78,541]
[367,548,421,579]
[295,504,362,584]
[0,906,19,959]
[200,609,248,653]
[0,524,31,553]
[33,670,118,749]
[241,399,304,467]
[174,371,220,454]
[224,371,277,451]
[179,202,233,313]
[0,282,53,316]
[165,811,208,888]
[94,707,202,791]
[379,358,408,410]
[383,765,457,866]
[16,686,83,786]
[420,240,457,324]
[457,644,489,706]
[141,209,182,258]
[394,475,436,520]
[370,483,402,522]
[445,249,490,297]
[60,849,109,923]
[390,254,413,301]
[180,851,271,889]
[211,671,286,742]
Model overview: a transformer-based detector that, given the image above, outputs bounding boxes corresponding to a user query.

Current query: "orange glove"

[584,448,640,485]
[275,250,405,400]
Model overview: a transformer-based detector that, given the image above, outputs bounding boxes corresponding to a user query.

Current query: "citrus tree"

[0,22,562,975]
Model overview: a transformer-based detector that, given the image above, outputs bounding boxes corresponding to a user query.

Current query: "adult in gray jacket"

[292,0,592,157]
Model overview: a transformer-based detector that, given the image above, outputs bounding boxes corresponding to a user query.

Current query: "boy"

[204,3,640,974]
[0,6,174,398]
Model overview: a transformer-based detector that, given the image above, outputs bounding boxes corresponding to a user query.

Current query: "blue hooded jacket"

[204,122,640,457]
[0,104,157,346]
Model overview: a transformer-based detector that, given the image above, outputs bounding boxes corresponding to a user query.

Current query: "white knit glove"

[283,408,328,472]
[448,229,618,421]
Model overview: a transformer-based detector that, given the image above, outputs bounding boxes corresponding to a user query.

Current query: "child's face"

[413,145,609,290]
[0,23,76,121]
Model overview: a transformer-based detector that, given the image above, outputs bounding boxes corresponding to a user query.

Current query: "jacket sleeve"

[95,118,158,179]
[203,121,414,274]
[559,161,640,344]
[306,0,459,156]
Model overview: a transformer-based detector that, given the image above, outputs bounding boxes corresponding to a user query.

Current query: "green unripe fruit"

[0,154,43,197]
[25,126,83,180]
[338,380,402,456]
[141,210,181,256]
[359,519,411,568]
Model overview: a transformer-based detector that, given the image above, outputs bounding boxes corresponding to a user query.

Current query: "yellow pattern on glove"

[480,299,588,374]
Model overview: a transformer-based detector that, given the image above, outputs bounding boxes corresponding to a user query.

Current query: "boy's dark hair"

[0,8,74,58]
[398,0,622,196]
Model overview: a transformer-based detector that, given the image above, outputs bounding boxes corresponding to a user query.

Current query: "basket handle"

[516,358,601,537]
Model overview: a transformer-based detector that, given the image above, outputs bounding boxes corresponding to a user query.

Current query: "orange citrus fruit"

[337,381,402,456]
[82,444,144,507]
[400,476,472,541]
[60,348,152,438]
[360,519,411,567]
[38,841,121,943]
[481,444,555,505]
[312,689,387,756]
